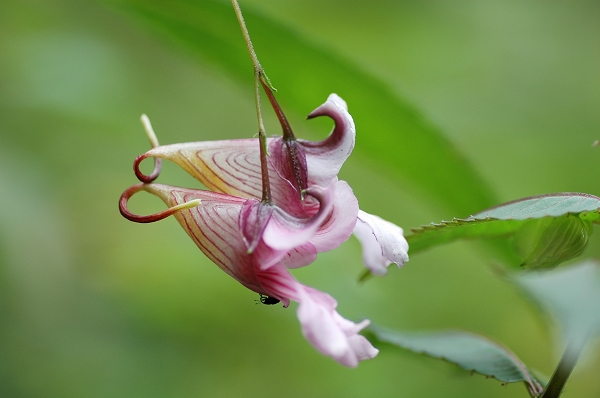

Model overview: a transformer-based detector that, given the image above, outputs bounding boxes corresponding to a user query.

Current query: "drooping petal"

[353,210,409,276]
[296,286,378,367]
[254,264,378,367]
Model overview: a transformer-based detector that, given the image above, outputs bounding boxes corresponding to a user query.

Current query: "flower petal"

[296,286,378,367]
[279,244,317,269]
[255,264,377,367]
[141,183,268,293]
[353,210,409,275]
[302,93,356,187]
[308,180,358,252]
[262,184,335,252]
[239,199,274,253]
[141,139,263,198]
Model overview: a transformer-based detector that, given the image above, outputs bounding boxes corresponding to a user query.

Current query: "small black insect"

[258,294,280,305]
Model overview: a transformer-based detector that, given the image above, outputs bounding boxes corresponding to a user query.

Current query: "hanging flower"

[119,181,378,367]
[133,94,408,275]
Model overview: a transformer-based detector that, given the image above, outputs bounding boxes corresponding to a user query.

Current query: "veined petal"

[140,183,267,293]
[279,245,317,269]
[353,210,409,276]
[268,137,308,198]
[134,182,333,280]
[139,139,263,198]
[139,138,310,218]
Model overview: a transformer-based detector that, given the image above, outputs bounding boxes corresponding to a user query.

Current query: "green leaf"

[515,260,600,345]
[474,193,600,220]
[100,0,496,216]
[408,193,599,268]
[370,326,544,396]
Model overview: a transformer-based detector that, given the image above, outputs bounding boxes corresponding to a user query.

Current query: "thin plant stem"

[260,79,295,141]
[540,337,588,398]
[232,0,272,203]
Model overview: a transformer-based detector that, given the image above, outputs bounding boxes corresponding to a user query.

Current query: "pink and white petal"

[308,180,358,252]
[262,184,335,251]
[353,210,409,276]
[347,334,379,362]
[301,94,356,187]
[254,263,301,308]
[296,286,377,368]
[279,244,317,269]
[296,289,351,359]
[248,264,378,367]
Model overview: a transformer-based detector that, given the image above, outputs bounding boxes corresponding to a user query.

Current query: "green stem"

[540,337,587,398]
[232,0,271,204]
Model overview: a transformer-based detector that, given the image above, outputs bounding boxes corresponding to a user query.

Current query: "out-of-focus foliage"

[516,260,600,346]
[1,0,599,397]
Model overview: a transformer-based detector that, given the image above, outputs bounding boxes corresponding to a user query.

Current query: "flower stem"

[232,0,272,204]
[260,79,296,141]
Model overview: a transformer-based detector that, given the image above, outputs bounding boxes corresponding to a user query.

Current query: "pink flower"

[119,181,378,367]
[133,94,408,274]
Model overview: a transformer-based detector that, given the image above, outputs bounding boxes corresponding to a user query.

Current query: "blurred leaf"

[100,0,496,217]
[515,260,600,346]
[370,326,544,396]
[408,193,599,269]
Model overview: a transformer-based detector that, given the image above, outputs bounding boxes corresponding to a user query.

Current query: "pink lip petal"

[253,264,377,367]
[295,285,378,368]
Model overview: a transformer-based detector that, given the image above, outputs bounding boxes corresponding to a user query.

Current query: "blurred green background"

[1,0,599,397]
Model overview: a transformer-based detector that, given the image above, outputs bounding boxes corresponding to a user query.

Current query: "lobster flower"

[132,94,408,274]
